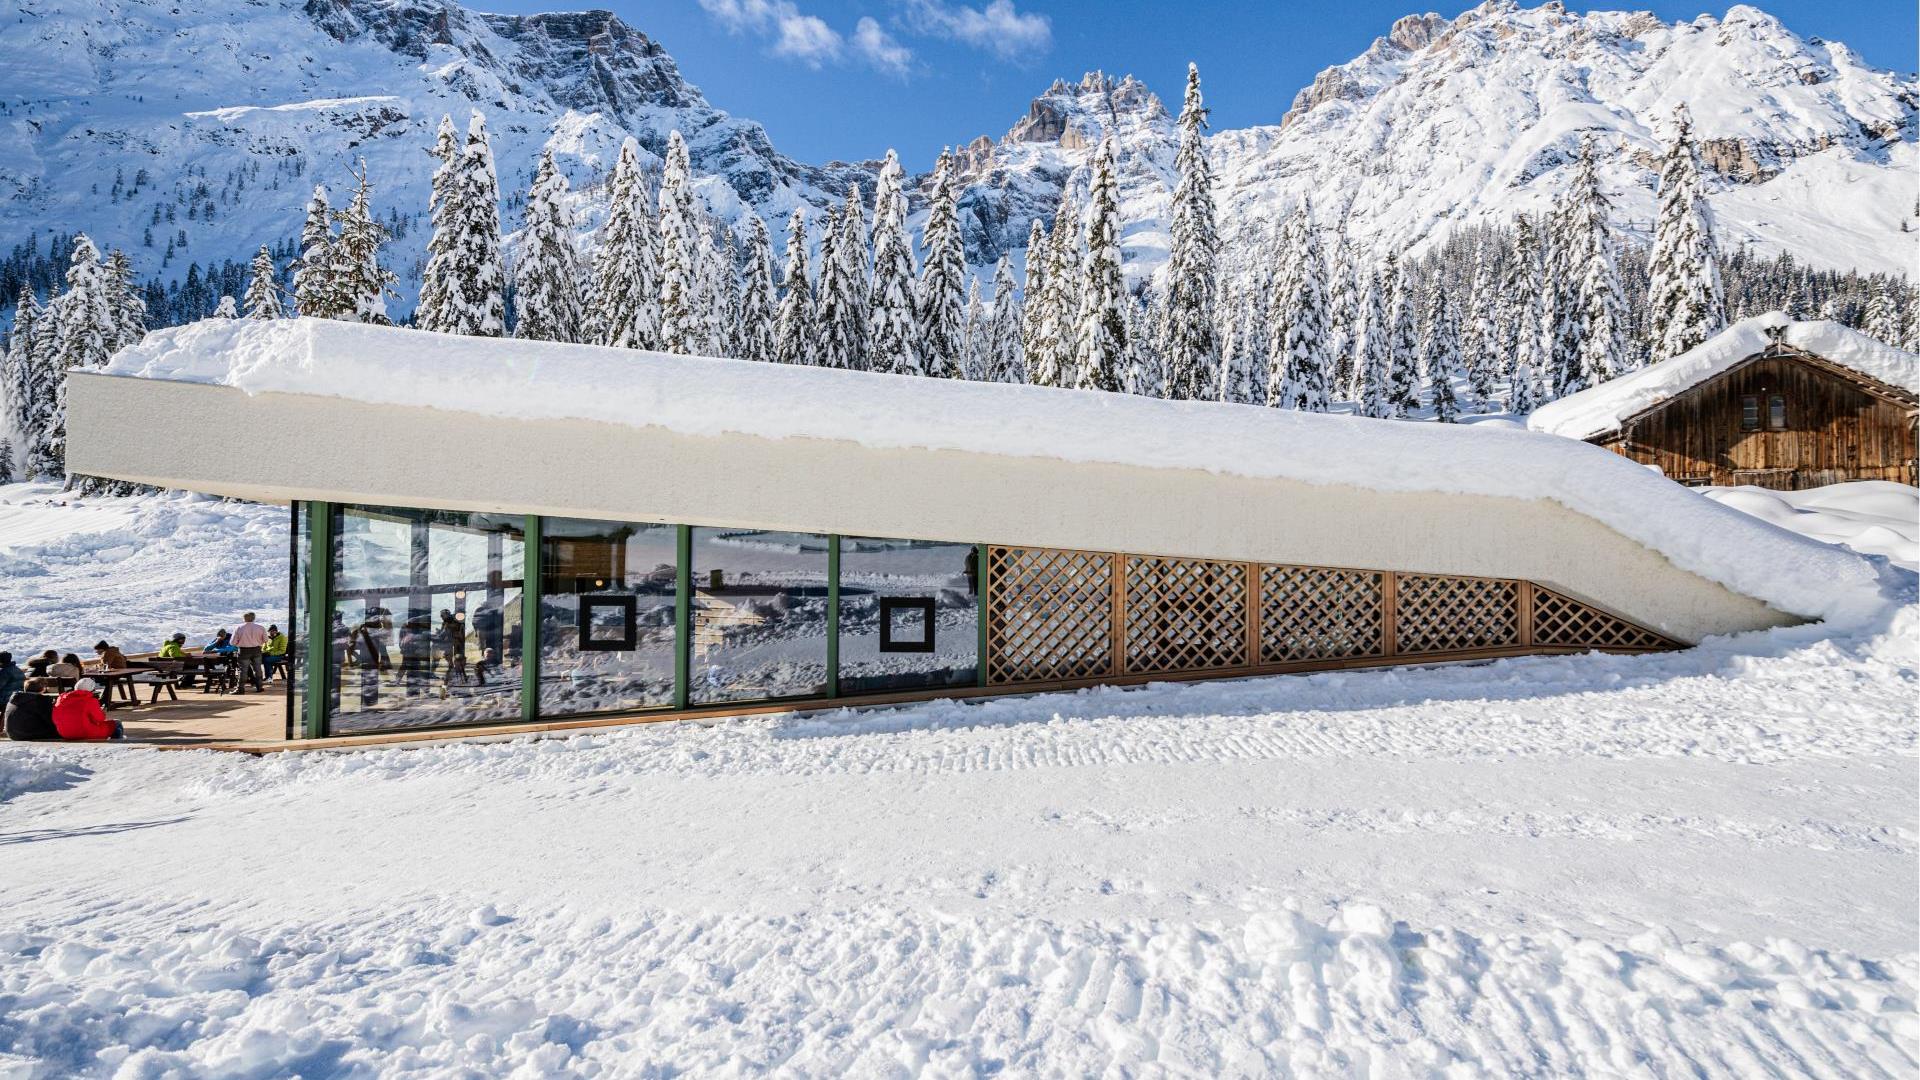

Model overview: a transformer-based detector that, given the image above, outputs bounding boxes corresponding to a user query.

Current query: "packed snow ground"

[1704,481,1919,572]
[0,589,1915,1076]
[0,490,1916,1075]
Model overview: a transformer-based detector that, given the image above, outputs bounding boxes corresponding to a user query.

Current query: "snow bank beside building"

[1705,481,1919,572]
[101,317,1894,628]
[1528,312,1920,442]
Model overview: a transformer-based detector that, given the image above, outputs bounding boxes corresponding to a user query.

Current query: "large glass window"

[539,519,679,716]
[838,538,980,695]
[690,528,830,704]
[329,506,525,733]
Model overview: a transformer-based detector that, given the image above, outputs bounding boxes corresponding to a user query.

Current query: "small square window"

[577,594,638,652]
[877,596,936,653]
[1767,395,1787,431]
[1739,395,1760,432]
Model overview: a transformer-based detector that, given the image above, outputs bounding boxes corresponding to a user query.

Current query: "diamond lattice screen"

[1393,574,1521,654]
[985,546,1116,685]
[1122,556,1248,674]
[1531,586,1676,651]
[1259,565,1387,664]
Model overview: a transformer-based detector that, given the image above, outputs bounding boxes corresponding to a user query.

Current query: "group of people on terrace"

[0,613,289,742]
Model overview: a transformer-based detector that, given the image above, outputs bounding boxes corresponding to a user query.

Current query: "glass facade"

[539,519,679,717]
[328,506,526,734]
[838,538,979,694]
[690,528,831,704]
[294,505,986,736]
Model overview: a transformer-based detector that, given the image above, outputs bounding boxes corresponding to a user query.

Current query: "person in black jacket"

[0,652,23,704]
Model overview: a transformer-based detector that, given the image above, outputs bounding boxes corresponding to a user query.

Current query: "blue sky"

[480,1,1918,170]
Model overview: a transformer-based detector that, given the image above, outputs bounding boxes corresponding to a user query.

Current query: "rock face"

[0,0,1912,313]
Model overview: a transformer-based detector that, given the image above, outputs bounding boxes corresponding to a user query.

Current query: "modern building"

[1530,314,1918,490]
[67,318,1862,744]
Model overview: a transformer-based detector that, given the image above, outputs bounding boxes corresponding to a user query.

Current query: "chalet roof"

[1528,312,1920,443]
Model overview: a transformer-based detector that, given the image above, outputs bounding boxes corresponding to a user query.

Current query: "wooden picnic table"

[50,668,143,708]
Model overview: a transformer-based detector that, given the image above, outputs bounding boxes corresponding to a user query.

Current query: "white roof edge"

[1528,312,1920,443]
[98,317,1897,628]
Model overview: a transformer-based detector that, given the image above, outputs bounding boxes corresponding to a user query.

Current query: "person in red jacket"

[52,679,123,741]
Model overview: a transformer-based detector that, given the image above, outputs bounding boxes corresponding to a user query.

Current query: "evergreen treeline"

[4,77,1918,492]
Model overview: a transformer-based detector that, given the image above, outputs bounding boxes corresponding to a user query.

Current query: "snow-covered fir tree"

[211,295,237,318]
[413,115,461,329]
[817,191,869,370]
[1324,237,1357,395]
[1460,254,1497,408]
[103,250,146,351]
[656,130,700,355]
[961,277,987,380]
[986,255,1024,383]
[1072,138,1128,393]
[1351,265,1392,418]
[1018,218,1053,385]
[698,223,735,357]
[840,192,872,368]
[1032,197,1083,389]
[5,287,41,451]
[773,210,815,366]
[330,164,398,324]
[1554,137,1624,394]
[0,440,12,484]
[737,215,777,363]
[292,184,336,319]
[417,114,506,336]
[591,139,659,350]
[1646,105,1726,362]
[868,150,919,376]
[512,149,583,342]
[915,149,966,379]
[1122,291,1163,397]
[1863,286,1900,344]
[1161,62,1220,402]
[1501,215,1547,414]
[1278,216,1331,410]
[1262,213,1305,402]
[37,236,115,479]
[1221,281,1267,405]
[1383,254,1420,417]
[243,246,283,320]
[1421,285,1462,422]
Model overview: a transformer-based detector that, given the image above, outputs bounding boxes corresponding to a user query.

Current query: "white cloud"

[899,0,1052,61]
[852,17,914,78]
[697,0,918,75]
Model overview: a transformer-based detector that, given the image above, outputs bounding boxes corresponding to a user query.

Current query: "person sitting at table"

[22,650,59,692]
[0,652,23,704]
[89,640,129,672]
[52,678,123,741]
[262,625,289,680]
[203,629,236,656]
[50,653,83,680]
[157,633,188,660]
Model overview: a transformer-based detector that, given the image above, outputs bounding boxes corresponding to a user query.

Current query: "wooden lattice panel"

[1531,586,1676,651]
[1394,574,1520,654]
[985,546,1116,685]
[1259,565,1387,663]
[1122,556,1248,674]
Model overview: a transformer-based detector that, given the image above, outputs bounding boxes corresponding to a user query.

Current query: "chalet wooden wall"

[1601,351,1917,490]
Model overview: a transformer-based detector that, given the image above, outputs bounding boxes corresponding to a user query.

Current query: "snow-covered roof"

[1528,313,1920,443]
[101,317,1896,628]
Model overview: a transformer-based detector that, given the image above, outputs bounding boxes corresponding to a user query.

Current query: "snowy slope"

[0,481,287,653]
[1706,481,1918,570]
[0,0,870,307]
[950,3,1917,278]
[0,0,1912,314]
[107,317,1890,627]
[1528,312,1920,440]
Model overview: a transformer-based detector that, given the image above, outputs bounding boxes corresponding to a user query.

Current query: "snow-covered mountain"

[1,0,1912,313]
[944,2,1916,279]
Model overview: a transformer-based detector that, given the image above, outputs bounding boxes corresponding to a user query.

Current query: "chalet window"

[1767,395,1787,430]
[1740,395,1760,431]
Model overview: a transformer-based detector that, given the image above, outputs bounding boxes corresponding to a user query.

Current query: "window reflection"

[690,529,830,703]
[839,538,979,694]
[329,506,525,733]
[539,519,678,716]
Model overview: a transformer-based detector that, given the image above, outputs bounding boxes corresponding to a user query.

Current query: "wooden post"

[976,544,990,688]
[1381,571,1398,658]
[1245,562,1262,669]
[1110,552,1127,677]
[1517,579,1534,649]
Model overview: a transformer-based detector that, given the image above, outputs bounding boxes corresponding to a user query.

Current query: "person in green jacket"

[263,626,290,681]
[156,633,188,660]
